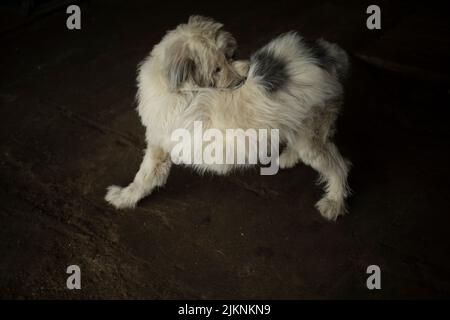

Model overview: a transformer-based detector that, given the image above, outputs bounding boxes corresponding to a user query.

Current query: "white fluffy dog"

[105,15,351,221]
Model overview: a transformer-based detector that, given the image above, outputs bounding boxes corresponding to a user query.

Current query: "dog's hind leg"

[295,135,350,221]
[105,145,171,209]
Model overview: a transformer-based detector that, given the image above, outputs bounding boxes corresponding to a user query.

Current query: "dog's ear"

[165,42,196,91]
[217,31,237,59]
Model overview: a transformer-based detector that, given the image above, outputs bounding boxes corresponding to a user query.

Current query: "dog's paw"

[105,185,139,209]
[316,198,346,221]
[278,149,299,169]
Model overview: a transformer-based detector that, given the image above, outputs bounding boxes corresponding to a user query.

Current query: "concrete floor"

[1,0,449,299]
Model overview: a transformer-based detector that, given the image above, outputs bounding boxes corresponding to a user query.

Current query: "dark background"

[0,0,449,299]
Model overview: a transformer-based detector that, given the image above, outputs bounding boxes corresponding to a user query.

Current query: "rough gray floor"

[1,0,449,299]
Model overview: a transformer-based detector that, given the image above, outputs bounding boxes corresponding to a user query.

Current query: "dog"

[105,15,351,221]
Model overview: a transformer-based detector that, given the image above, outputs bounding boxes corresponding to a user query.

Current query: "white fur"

[105,16,351,221]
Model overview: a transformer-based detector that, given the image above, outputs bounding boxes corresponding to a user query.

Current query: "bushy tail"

[315,39,350,81]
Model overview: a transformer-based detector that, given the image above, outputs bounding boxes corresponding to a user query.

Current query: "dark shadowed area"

[0,0,449,299]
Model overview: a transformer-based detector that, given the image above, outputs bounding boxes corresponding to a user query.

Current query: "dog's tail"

[313,39,350,81]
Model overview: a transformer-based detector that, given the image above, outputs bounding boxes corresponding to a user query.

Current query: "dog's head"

[161,15,245,91]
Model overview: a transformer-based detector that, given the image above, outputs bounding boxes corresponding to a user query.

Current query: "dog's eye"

[215,67,222,74]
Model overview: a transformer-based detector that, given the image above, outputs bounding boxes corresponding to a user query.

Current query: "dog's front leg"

[105,145,171,209]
